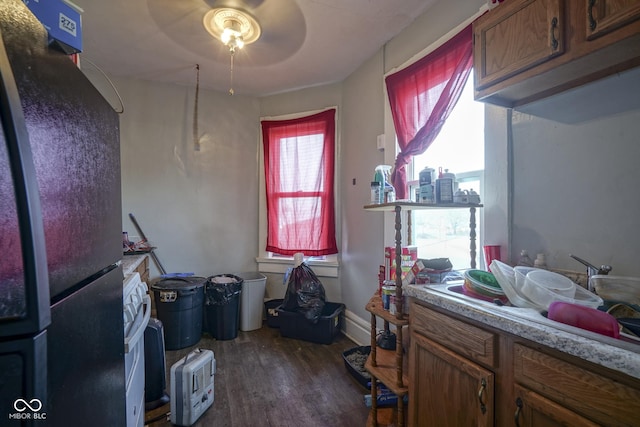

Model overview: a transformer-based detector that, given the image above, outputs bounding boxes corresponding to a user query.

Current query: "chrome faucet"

[569,254,612,292]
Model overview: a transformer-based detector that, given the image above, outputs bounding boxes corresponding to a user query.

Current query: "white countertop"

[405,283,640,380]
[121,254,148,277]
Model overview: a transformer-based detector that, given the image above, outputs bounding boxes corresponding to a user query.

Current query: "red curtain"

[261,109,338,256]
[386,24,473,199]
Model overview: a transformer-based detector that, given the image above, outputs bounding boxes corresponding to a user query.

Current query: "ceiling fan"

[147,0,306,93]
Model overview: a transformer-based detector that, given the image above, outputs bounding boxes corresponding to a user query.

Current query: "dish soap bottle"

[374,166,386,203]
[517,250,533,267]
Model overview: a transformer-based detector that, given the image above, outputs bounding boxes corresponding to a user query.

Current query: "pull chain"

[193,64,200,150]
[229,49,235,96]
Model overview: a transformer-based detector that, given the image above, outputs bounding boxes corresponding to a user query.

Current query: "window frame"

[406,73,485,269]
[257,108,340,277]
[409,167,486,269]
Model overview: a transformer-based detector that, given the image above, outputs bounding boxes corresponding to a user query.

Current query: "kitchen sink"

[418,282,550,321]
[426,282,510,307]
[417,283,640,348]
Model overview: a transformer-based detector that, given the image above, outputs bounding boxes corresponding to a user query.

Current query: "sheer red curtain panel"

[261,109,337,256]
[385,24,473,199]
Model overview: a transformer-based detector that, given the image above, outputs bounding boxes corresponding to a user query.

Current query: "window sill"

[256,256,339,278]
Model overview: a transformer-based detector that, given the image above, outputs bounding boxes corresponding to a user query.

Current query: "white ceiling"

[72,0,437,96]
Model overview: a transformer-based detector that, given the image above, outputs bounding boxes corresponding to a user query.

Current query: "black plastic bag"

[282,263,326,323]
[205,274,243,306]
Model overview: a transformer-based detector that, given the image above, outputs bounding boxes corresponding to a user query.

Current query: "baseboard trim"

[342,309,370,347]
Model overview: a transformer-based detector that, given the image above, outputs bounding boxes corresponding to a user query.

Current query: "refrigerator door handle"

[124,294,151,353]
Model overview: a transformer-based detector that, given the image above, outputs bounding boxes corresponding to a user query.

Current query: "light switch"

[377,134,385,151]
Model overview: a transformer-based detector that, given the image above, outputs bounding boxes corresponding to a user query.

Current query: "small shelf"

[366,295,409,327]
[365,349,409,396]
[363,201,482,426]
[365,294,408,427]
[364,201,483,211]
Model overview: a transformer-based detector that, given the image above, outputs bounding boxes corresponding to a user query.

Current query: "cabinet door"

[474,0,565,90]
[513,384,600,427]
[513,343,640,426]
[586,0,640,40]
[408,332,494,427]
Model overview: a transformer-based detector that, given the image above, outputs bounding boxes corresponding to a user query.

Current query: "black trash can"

[151,276,206,350]
[204,274,243,340]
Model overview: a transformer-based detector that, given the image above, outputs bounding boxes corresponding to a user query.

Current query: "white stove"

[123,272,151,427]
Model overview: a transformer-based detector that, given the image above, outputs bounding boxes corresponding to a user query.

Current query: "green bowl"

[465,269,504,295]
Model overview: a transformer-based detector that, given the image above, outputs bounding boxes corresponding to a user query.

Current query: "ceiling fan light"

[223,18,242,36]
[203,8,261,47]
[225,35,244,53]
[220,28,235,45]
[202,7,260,95]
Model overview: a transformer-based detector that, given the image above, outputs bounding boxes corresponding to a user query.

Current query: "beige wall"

[88,75,262,278]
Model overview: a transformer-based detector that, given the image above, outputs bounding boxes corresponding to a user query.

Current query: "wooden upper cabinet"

[586,0,640,40]
[473,0,640,109]
[474,0,565,91]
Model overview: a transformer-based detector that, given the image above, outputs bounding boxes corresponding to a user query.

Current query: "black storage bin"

[277,302,345,344]
[204,274,243,340]
[151,276,206,350]
[264,298,284,328]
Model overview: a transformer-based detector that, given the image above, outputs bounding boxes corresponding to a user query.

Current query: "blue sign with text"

[24,0,83,53]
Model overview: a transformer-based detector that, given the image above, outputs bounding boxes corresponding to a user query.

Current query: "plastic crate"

[277,302,345,344]
[264,299,284,328]
[342,346,371,389]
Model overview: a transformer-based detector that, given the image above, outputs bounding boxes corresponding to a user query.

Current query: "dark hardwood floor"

[146,325,370,427]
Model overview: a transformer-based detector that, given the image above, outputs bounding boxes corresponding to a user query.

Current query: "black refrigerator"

[0,1,126,426]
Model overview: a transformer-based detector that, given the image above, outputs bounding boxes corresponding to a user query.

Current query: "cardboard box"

[402,259,426,287]
[384,246,418,281]
[24,0,83,53]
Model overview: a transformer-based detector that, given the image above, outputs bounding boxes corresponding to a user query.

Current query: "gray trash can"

[235,272,267,331]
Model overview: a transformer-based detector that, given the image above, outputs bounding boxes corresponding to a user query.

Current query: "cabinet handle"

[588,0,597,31]
[477,378,487,414]
[515,397,523,427]
[550,17,559,50]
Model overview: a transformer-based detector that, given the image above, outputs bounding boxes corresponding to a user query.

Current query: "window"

[260,109,337,257]
[383,21,485,270]
[411,78,484,270]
